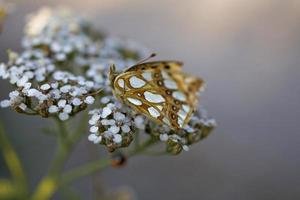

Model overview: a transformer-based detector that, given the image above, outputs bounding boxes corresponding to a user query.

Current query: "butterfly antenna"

[135,53,157,65]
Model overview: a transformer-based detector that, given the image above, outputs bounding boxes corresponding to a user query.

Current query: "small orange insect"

[109,54,205,130]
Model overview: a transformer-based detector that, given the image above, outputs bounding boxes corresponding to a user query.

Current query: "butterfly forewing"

[112,61,204,130]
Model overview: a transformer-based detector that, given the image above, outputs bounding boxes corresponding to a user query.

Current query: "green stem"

[48,119,70,176]
[31,114,88,200]
[60,158,111,188]
[31,115,159,200]
[128,137,158,157]
[59,137,159,187]
[0,122,28,199]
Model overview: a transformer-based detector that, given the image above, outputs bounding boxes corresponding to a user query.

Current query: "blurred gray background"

[1,0,300,199]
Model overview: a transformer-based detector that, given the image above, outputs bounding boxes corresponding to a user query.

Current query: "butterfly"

[109,54,205,130]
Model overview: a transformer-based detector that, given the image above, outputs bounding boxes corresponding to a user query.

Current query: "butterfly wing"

[112,61,204,130]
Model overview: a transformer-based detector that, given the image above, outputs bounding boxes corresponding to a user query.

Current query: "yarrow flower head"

[0,7,149,121]
[0,7,215,155]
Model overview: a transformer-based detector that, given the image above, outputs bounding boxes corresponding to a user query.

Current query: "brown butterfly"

[109,54,205,130]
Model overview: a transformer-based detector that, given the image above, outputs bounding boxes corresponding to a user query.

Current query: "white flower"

[121,124,130,133]
[63,104,72,113]
[27,88,40,97]
[182,145,189,151]
[51,42,62,52]
[134,115,145,130]
[0,100,11,108]
[89,114,100,125]
[108,126,120,134]
[72,98,82,106]
[113,112,125,121]
[22,82,32,93]
[9,91,20,99]
[36,93,48,101]
[51,82,58,89]
[93,135,102,144]
[49,89,61,99]
[60,85,71,93]
[17,76,29,87]
[88,133,98,142]
[56,53,66,61]
[101,107,112,118]
[89,126,99,133]
[113,134,122,143]
[48,105,59,113]
[58,112,69,121]
[57,99,66,108]
[84,96,95,104]
[0,63,8,79]
[100,119,115,126]
[100,96,110,104]
[40,83,50,90]
[159,134,169,142]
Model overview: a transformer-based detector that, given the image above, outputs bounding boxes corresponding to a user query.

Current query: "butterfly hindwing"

[112,61,204,130]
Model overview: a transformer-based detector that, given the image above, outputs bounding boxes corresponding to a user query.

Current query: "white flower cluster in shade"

[0,7,149,121]
[22,7,149,90]
[0,52,97,120]
[88,96,148,152]
[156,108,216,154]
[88,96,216,154]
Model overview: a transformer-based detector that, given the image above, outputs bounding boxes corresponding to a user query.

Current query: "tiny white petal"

[48,105,59,113]
[37,94,48,101]
[72,98,82,106]
[9,91,19,99]
[84,96,95,104]
[60,85,71,93]
[134,116,145,129]
[113,134,122,143]
[121,124,131,133]
[27,89,40,97]
[63,104,72,113]
[40,84,51,90]
[89,126,99,133]
[0,100,11,108]
[51,82,59,89]
[100,97,110,104]
[89,114,101,125]
[159,134,169,142]
[101,107,112,118]
[59,112,69,121]
[106,103,115,109]
[113,112,125,121]
[101,119,115,126]
[93,136,102,144]
[57,99,67,108]
[109,125,120,134]
[88,133,97,142]
[17,76,29,87]
[182,145,190,151]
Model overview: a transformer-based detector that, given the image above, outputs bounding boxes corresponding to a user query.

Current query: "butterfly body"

[109,60,204,130]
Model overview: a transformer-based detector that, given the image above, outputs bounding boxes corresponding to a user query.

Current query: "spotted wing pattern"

[112,61,204,130]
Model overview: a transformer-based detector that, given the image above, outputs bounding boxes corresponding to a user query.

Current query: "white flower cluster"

[0,7,148,121]
[87,95,215,154]
[22,7,149,90]
[88,96,147,152]
[162,108,216,154]
[0,53,97,120]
